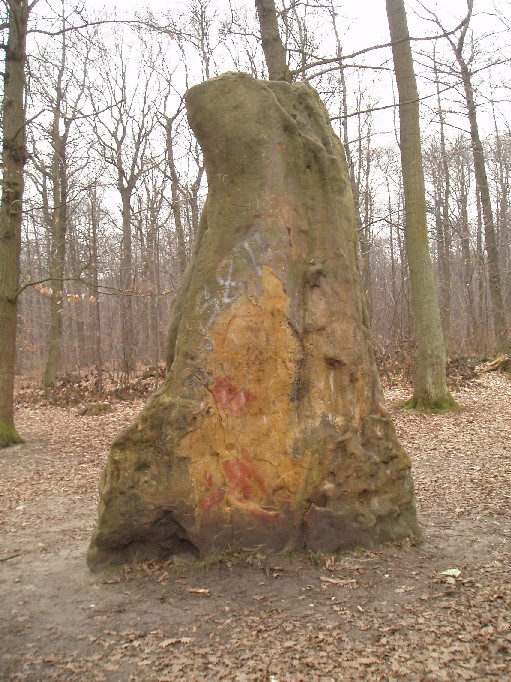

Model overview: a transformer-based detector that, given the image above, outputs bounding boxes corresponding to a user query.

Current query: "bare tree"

[89,31,161,379]
[385,0,456,411]
[29,2,91,386]
[422,0,509,349]
[0,0,40,446]
[164,105,188,276]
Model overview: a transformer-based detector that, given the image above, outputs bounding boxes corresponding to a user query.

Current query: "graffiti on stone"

[198,232,265,335]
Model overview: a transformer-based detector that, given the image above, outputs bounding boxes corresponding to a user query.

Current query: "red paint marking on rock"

[198,487,225,512]
[211,377,255,414]
[229,493,279,524]
[222,457,270,499]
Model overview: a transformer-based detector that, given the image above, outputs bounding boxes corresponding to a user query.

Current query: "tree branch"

[291,17,470,78]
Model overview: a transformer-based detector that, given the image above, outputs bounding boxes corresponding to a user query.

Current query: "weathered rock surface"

[87,72,421,571]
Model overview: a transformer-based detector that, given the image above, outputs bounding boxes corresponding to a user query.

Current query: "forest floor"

[1,370,510,681]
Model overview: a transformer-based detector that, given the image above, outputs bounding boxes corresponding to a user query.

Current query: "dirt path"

[1,374,510,681]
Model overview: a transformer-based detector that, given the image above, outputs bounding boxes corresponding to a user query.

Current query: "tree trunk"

[43,137,68,386]
[459,159,477,348]
[0,0,31,447]
[475,190,488,350]
[359,135,373,316]
[456,55,509,349]
[119,189,135,379]
[89,187,103,390]
[188,163,204,245]
[254,0,291,82]
[385,0,456,411]
[42,16,72,386]
[87,73,421,571]
[437,86,452,345]
[165,115,188,276]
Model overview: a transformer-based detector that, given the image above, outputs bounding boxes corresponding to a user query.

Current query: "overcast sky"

[31,0,511,142]
[81,0,489,42]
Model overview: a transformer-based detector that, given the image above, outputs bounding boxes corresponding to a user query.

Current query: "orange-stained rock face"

[173,266,303,551]
[87,74,421,571]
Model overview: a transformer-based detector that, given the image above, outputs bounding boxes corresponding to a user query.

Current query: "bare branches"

[27,18,147,37]
[291,15,471,78]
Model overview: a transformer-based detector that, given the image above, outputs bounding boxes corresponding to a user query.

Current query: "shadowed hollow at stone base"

[87,72,421,571]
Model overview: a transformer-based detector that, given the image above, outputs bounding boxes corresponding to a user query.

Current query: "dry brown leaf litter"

[0,373,510,681]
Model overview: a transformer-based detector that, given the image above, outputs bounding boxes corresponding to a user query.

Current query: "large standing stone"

[87,73,421,570]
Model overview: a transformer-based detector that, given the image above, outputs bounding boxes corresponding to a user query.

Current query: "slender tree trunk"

[388,190,398,338]
[397,194,413,346]
[165,115,187,276]
[475,190,488,350]
[432,175,450,344]
[457,58,508,348]
[436,81,452,344]
[42,12,72,386]
[385,0,455,411]
[89,187,103,390]
[459,159,477,347]
[446,0,509,349]
[43,137,68,386]
[0,0,32,446]
[119,189,135,379]
[254,0,291,82]
[149,219,161,389]
[360,138,373,316]
[68,224,87,371]
[188,163,204,245]
[493,123,510,309]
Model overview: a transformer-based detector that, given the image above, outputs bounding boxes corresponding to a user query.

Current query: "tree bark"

[385,0,456,411]
[456,54,509,349]
[165,114,188,276]
[0,0,32,447]
[255,0,291,82]
[458,157,477,347]
[43,124,68,386]
[89,186,103,390]
[434,62,452,345]
[119,188,136,380]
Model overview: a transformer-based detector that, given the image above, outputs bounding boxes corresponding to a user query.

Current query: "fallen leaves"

[319,575,358,587]
[159,637,193,647]
[1,372,510,680]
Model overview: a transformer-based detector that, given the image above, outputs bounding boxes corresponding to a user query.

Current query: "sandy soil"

[1,373,510,681]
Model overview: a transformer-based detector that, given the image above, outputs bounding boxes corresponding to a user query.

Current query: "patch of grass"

[194,553,225,570]
[307,551,330,567]
[194,548,253,570]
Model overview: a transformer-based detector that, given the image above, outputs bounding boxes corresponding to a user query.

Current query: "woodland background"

[7,0,511,389]
[2,3,511,676]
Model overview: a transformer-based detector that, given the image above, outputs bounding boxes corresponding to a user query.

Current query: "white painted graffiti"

[241,238,262,277]
[198,232,264,335]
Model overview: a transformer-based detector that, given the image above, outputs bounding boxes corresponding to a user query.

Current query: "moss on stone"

[88,73,422,571]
